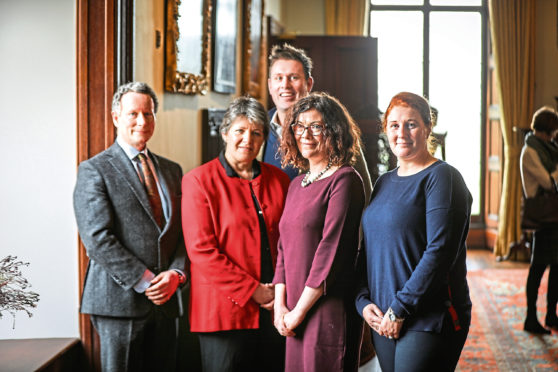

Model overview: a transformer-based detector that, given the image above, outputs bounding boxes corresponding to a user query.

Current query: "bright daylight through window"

[371,0,485,215]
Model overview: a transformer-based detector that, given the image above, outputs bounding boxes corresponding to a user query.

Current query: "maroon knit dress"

[273,166,365,372]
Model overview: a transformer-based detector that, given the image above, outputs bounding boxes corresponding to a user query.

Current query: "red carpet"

[458,269,558,371]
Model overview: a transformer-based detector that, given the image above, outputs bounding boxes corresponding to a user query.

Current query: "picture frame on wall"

[213,0,238,94]
[164,0,213,95]
[242,0,265,98]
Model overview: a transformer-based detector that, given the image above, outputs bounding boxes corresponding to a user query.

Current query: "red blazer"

[181,158,290,332]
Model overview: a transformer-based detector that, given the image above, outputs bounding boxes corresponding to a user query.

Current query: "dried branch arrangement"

[0,255,40,328]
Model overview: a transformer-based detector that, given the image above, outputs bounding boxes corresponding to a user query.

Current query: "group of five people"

[74,44,474,372]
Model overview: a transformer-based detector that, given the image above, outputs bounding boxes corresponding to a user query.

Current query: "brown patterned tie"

[136,153,164,228]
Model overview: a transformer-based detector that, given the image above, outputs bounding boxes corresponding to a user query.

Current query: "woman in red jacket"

[181,96,290,372]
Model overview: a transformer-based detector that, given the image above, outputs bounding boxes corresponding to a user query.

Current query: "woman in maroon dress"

[272,92,365,372]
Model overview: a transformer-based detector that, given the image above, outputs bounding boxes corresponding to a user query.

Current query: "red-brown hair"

[382,92,433,133]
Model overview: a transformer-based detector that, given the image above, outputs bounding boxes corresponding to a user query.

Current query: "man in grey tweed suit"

[73,82,187,372]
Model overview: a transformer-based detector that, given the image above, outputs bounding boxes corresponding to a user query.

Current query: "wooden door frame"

[76,0,132,369]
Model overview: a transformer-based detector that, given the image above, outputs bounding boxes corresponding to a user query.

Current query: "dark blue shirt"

[262,108,299,180]
[356,161,472,332]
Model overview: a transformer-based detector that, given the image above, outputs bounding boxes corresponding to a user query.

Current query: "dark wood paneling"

[466,229,487,249]
[76,1,118,371]
[485,228,498,249]
[0,338,83,372]
[201,108,227,163]
[77,0,116,163]
[268,35,385,181]
[483,53,503,247]
[271,36,378,119]
[469,44,503,251]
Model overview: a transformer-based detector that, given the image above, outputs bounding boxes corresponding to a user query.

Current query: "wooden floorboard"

[467,248,529,271]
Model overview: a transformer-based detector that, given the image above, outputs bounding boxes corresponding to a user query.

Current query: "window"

[371,0,487,215]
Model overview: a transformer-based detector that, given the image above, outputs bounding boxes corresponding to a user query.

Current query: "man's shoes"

[524,318,551,334]
[545,314,558,328]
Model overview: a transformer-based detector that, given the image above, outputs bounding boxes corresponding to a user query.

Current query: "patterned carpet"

[457,268,558,371]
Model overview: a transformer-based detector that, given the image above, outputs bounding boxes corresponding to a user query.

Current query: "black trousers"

[372,317,468,372]
[91,309,177,372]
[197,310,285,372]
[526,263,558,320]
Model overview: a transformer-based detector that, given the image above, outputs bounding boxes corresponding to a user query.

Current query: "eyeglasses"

[291,123,325,136]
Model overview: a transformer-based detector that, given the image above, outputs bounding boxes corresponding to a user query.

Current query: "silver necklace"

[301,161,332,187]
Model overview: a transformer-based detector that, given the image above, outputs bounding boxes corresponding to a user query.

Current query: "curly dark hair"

[279,92,361,170]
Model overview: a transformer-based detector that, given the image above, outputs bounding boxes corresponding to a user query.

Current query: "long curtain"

[325,0,367,35]
[489,0,536,257]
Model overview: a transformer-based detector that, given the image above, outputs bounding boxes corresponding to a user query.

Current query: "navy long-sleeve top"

[355,161,472,332]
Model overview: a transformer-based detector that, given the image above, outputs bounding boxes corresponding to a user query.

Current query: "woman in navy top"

[356,92,472,371]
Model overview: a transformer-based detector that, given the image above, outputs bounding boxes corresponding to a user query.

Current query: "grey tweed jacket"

[73,143,186,318]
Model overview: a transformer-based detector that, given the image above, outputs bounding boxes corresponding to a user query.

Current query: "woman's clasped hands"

[274,304,302,337]
[362,303,403,340]
[252,283,275,310]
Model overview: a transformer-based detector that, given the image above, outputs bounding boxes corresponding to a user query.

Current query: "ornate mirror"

[165,0,213,95]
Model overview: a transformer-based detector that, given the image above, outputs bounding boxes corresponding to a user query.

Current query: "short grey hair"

[111,81,159,114]
[220,96,269,140]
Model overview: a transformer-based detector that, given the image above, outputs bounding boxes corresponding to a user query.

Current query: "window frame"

[369,0,488,224]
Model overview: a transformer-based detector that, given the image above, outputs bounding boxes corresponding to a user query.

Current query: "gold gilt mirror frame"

[242,0,265,98]
[165,0,213,95]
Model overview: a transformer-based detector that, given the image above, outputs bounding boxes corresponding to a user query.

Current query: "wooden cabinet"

[269,35,389,181]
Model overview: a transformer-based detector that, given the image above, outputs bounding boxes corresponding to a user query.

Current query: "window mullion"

[423,6,429,99]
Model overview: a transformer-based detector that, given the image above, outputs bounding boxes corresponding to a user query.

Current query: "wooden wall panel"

[483,53,503,249]
[272,36,378,120]
[76,1,117,370]
[267,35,384,181]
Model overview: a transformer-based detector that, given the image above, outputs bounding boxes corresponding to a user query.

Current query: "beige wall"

[265,0,282,21]
[280,0,325,35]
[134,0,234,174]
[534,0,558,110]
